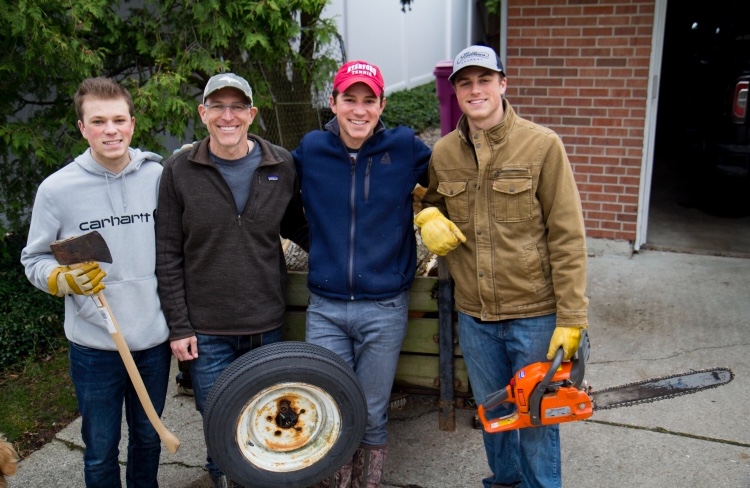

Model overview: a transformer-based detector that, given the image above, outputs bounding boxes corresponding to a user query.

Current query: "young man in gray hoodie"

[21,77,170,488]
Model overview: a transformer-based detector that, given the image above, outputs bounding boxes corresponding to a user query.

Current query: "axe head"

[50,231,113,265]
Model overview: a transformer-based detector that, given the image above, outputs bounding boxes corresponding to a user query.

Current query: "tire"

[204,341,366,488]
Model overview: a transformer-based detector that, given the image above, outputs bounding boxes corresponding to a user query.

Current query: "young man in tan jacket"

[416,45,589,488]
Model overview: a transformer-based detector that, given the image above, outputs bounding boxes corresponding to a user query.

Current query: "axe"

[51,231,181,454]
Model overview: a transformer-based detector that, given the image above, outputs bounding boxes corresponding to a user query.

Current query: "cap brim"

[336,78,383,97]
[203,87,252,104]
[448,66,504,82]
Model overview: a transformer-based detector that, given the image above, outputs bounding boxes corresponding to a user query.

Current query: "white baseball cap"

[449,45,505,82]
[203,73,253,105]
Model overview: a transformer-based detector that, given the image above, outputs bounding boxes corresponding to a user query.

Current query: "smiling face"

[199,87,258,159]
[77,96,135,174]
[452,67,507,133]
[330,82,386,149]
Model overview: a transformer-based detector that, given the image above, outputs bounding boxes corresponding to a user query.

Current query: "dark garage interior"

[646,0,750,256]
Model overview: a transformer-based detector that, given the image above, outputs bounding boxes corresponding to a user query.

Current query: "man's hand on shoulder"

[173,142,197,155]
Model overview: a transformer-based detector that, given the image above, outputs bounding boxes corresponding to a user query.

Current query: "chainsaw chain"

[591,367,734,410]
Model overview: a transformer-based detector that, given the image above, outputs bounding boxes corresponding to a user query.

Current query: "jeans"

[187,329,283,479]
[457,312,561,488]
[306,291,409,447]
[69,341,171,488]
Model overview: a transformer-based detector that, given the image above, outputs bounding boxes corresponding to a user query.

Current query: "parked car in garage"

[655,0,750,217]
[689,2,750,179]
[714,72,750,178]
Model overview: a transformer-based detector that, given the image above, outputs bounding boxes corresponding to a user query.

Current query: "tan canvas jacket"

[423,100,588,326]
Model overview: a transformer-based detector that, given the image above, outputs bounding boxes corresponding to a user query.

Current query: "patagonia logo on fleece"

[267,175,279,181]
[380,152,392,165]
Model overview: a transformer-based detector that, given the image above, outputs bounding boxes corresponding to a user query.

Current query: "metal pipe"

[437,256,456,431]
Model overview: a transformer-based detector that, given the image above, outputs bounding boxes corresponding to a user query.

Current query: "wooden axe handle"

[91,291,181,454]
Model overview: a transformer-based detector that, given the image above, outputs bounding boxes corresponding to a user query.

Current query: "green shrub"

[381,81,440,133]
[0,234,65,371]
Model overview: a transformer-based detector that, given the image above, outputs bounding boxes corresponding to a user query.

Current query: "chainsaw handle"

[528,347,564,426]
[481,347,564,413]
[482,386,510,411]
[569,329,590,388]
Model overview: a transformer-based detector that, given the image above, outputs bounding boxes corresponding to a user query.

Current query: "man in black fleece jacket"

[155,72,308,488]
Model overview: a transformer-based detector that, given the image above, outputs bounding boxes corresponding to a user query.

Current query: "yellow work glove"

[414,207,466,256]
[48,262,106,297]
[547,326,586,361]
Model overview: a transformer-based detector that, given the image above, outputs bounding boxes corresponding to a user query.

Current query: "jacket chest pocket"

[437,180,469,223]
[492,175,533,222]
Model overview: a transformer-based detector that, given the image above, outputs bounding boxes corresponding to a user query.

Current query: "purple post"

[433,60,462,136]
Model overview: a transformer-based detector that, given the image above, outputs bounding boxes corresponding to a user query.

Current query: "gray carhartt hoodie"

[21,148,169,351]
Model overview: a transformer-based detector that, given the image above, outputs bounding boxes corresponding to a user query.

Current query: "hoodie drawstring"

[104,171,128,213]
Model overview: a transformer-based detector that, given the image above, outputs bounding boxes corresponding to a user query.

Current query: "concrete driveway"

[7,250,750,487]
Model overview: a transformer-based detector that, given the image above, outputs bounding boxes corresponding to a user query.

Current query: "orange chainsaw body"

[477,344,594,433]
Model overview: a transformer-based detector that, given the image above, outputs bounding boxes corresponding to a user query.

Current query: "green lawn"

[0,347,78,458]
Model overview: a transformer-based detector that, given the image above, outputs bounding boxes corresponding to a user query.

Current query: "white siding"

[324,0,470,93]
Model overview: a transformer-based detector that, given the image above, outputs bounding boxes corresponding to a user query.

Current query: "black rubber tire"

[204,341,366,488]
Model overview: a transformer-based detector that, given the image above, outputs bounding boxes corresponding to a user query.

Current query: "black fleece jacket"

[156,134,308,340]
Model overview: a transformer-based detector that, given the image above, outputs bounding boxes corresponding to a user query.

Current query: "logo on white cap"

[456,50,491,67]
[216,76,243,86]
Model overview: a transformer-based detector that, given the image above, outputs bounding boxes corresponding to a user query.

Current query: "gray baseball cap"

[449,45,505,82]
[203,73,253,105]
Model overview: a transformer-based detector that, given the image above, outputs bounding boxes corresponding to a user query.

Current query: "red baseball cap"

[333,60,385,97]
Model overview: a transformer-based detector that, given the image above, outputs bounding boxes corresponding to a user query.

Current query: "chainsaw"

[476,330,734,433]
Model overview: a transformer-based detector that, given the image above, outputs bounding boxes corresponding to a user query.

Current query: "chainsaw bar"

[591,367,734,410]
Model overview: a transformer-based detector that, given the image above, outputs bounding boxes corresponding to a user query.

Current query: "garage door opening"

[646,0,750,256]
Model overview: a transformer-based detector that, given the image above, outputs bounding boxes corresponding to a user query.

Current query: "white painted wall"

[323,0,471,93]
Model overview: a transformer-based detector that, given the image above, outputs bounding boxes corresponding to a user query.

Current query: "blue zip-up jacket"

[292,118,431,300]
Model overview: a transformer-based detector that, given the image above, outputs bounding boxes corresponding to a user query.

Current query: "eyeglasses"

[204,103,252,114]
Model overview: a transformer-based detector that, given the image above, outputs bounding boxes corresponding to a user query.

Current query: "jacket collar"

[457,98,516,146]
[191,134,283,166]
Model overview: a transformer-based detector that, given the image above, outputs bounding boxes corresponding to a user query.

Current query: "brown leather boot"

[351,445,387,488]
[311,459,353,488]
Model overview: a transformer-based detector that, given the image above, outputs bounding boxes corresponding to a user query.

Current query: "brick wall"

[505,0,655,241]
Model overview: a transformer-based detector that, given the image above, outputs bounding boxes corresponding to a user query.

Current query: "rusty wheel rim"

[235,382,342,472]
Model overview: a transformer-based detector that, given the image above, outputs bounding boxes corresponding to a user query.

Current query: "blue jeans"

[69,341,171,488]
[187,329,283,478]
[458,312,561,488]
[306,291,409,447]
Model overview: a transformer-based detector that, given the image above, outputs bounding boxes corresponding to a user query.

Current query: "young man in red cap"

[292,60,431,487]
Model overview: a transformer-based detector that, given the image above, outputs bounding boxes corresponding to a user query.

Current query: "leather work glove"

[48,262,106,297]
[547,326,586,361]
[414,207,467,256]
